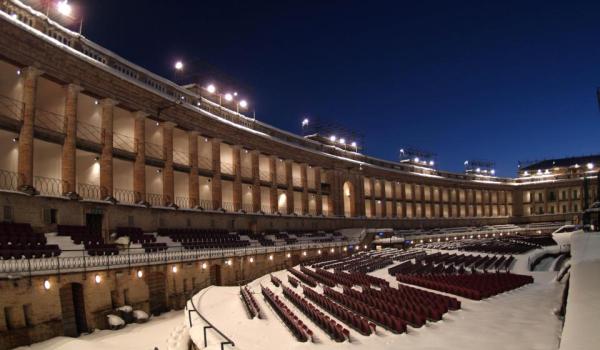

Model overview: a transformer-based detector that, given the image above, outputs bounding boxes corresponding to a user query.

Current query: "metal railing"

[0,241,351,275]
[174,196,190,209]
[222,201,235,212]
[196,199,216,210]
[173,149,189,166]
[0,94,24,121]
[76,120,102,144]
[146,192,164,206]
[187,291,235,350]
[34,175,66,197]
[114,188,140,205]
[198,156,212,170]
[35,109,64,133]
[0,169,20,191]
[77,182,104,201]
[220,162,234,175]
[113,132,135,153]
[145,141,163,159]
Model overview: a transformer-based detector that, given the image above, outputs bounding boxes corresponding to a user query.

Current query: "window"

[562,191,567,200]
[573,190,579,200]
[537,193,543,202]
[549,191,556,201]
[538,207,544,215]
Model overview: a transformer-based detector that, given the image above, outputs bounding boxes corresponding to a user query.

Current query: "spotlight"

[414,157,419,163]
[302,118,309,127]
[239,100,248,108]
[249,257,254,263]
[286,253,291,258]
[43,279,51,290]
[201,262,207,269]
[94,274,102,284]
[317,250,322,255]
[56,0,72,16]
[224,93,233,102]
[351,141,357,148]
[329,135,337,142]
[303,251,307,256]
[587,162,594,170]
[269,255,273,260]
[137,270,143,278]
[330,248,334,253]
[339,138,345,145]
[12,137,18,142]
[207,84,216,93]
[174,61,184,71]
[429,160,435,166]
[172,265,178,273]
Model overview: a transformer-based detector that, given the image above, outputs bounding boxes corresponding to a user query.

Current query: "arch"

[343,181,356,217]
[277,192,287,213]
[59,283,88,337]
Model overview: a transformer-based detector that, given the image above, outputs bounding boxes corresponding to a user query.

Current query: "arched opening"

[277,193,287,213]
[59,283,88,337]
[343,181,356,217]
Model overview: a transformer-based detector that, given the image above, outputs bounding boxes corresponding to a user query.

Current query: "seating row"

[261,286,313,342]
[241,286,262,319]
[287,268,317,288]
[282,286,348,342]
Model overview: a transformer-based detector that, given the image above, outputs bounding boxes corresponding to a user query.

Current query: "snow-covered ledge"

[559,231,600,350]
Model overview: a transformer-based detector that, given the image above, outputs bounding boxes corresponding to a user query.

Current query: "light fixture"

[329,135,337,142]
[249,257,254,263]
[269,255,273,260]
[330,248,334,253]
[491,169,495,175]
[57,0,72,16]
[524,171,529,176]
[233,92,238,96]
[239,100,248,108]
[476,168,481,173]
[286,253,291,258]
[16,69,21,75]
[414,157,419,163]
[429,160,435,166]
[201,262,207,269]
[351,141,357,148]
[317,249,322,255]
[364,245,367,249]
[587,162,594,170]
[43,279,51,290]
[174,61,184,71]
[172,265,178,273]
[94,156,100,161]
[12,137,18,143]
[94,274,102,284]
[302,251,307,256]
[343,247,347,251]
[137,269,143,278]
[339,138,346,145]
[94,100,99,105]
[207,84,216,93]
[302,118,309,127]
[224,93,233,102]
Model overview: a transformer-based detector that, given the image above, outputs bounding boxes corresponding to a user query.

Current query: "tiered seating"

[142,242,167,252]
[0,222,61,259]
[343,287,426,327]
[247,233,275,246]
[323,287,407,334]
[288,268,317,287]
[157,228,250,250]
[302,287,373,336]
[300,266,336,287]
[315,252,393,273]
[288,275,300,288]
[282,286,348,342]
[270,274,282,287]
[396,273,534,300]
[261,286,313,342]
[58,225,118,256]
[388,252,513,275]
[240,286,262,319]
[116,227,156,244]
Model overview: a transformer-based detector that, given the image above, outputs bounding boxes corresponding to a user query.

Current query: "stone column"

[380,179,387,218]
[162,122,175,206]
[327,170,341,217]
[211,138,222,210]
[430,186,436,218]
[411,184,417,218]
[61,83,82,197]
[357,175,366,217]
[301,164,308,215]
[232,145,242,211]
[17,67,42,193]
[133,112,147,204]
[188,131,199,208]
[251,150,261,212]
[100,98,117,200]
[370,178,376,217]
[285,159,294,214]
[315,166,323,215]
[420,185,426,218]
[269,156,278,214]
[391,182,398,218]
[400,183,407,218]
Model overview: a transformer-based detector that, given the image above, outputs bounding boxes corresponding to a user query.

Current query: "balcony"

[173,149,189,166]
[35,109,64,134]
[0,94,23,122]
[145,141,163,159]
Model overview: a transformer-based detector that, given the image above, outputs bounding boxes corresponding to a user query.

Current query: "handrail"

[0,241,351,275]
[187,284,235,350]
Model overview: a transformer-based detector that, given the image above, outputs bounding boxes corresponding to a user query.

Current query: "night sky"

[69,0,600,176]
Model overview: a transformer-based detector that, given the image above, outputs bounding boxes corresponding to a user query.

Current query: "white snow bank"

[116,305,133,313]
[133,310,149,321]
[107,315,125,327]
[166,322,190,350]
[559,231,600,350]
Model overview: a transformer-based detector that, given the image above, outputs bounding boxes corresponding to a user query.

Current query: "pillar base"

[64,192,81,201]
[19,185,38,196]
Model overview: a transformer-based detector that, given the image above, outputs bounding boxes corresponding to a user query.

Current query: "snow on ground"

[191,247,564,350]
[559,231,600,350]
[14,310,185,350]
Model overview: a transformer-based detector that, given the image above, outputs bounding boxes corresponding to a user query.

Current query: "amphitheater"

[0,1,598,350]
